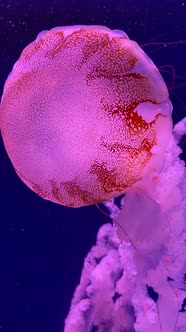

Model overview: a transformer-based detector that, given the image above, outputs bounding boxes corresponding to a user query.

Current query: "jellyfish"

[0,25,186,331]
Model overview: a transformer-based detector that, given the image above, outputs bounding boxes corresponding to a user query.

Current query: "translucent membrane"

[0,25,172,207]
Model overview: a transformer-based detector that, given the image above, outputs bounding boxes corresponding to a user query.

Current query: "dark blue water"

[0,1,186,331]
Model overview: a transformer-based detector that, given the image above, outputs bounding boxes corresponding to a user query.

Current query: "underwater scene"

[0,1,186,331]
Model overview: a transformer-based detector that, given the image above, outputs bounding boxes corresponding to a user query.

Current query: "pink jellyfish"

[0,25,186,331]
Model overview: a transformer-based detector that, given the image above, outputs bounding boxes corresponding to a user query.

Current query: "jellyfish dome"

[0,25,172,207]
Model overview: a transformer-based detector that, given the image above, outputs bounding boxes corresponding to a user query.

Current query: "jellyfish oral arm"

[64,119,186,332]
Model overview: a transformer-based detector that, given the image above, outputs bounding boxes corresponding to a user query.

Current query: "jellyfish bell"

[0,25,172,207]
